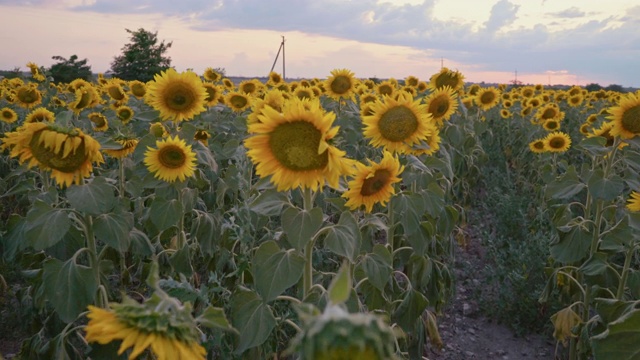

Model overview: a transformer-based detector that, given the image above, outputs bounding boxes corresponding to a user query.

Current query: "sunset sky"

[1,0,638,87]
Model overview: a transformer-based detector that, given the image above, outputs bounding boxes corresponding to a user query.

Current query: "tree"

[110,28,172,82]
[49,55,92,83]
[0,67,23,79]
[604,84,626,93]
[584,83,602,92]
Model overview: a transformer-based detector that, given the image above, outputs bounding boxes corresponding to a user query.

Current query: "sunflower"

[202,83,222,107]
[405,75,419,87]
[145,69,207,122]
[363,92,435,153]
[375,81,396,97]
[203,67,222,82]
[68,86,100,114]
[428,67,465,92]
[239,79,262,96]
[25,107,55,123]
[542,119,561,131]
[144,136,197,183]
[104,80,128,102]
[89,112,109,132]
[294,86,314,100]
[424,86,458,125]
[267,71,284,87]
[500,109,512,119]
[587,121,619,147]
[521,106,533,117]
[324,68,357,101]
[626,191,640,212]
[528,139,546,153]
[103,138,138,159]
[128,80,147,98]
[149,122,168,138]
[544,131,571,153]
[343,151,403,212]
[586,114,598,124]
[502,100,513,108]
[475,87,501,111]
[244,97,354,191]
[84,296,206,360]
[27,62,45,82]
[467,84,481,96]
[222,78,235,90]
[15,84,42,108]
[0,107,19,124]
[579,123,591,135]
[194,129,211,146]
[1,122,104,187]
[408,128,441,156]
[521,86,535,98]
[536,103,564,123]
[116,106,134,124]
[608,92,640,139]
[568,94,584,107]
[225,91,252,112]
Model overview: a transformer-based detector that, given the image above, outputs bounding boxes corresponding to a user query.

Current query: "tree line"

[1,28,173,83]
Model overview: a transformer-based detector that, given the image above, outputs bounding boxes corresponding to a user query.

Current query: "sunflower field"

[0,63,639,360]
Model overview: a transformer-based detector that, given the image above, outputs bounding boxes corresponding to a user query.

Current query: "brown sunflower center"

[621,105,640,134]
[360,169,392,196]
[269,121,328,171]
[164,83,195,111]
[30,130,87,172]
[544,120,559,130]
[242,83,256,94]
[378,85,393,96]
[158,145,187,169]
[229,94,248,109]
[548,137,567,149]
[533,141,545,150]
[330,75,352,95]
[2,110,14,119]
[118,109,133,121]
[131,83,146,97]
[378,106,419,142]
[480,92,496,105]
[429,96,450,118]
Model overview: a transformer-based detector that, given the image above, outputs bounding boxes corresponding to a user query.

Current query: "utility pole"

[269,36,286,80]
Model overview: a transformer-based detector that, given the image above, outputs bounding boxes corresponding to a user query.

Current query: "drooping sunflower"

[26,62,45,82]
[1,107,19,124]
[145,69,208,122]
[363,92,435,153]
[579,123,591,135]
[475,87,501,111]
[104,79,129,102]
[68,86,100,114]
[608,92,640,139]
[194,129,211,146]
[103,138,139,159]
[202,82,222,107]
[544,131,571,153]
[424,86,458,125]
[324,68,357,101]
[88,112,109,132]
[144,135,197,183]
[128,80,147,98]
[343,151,403,213]
[244,97,355,191]
[224,91,252,112]
[116,106,134,124]
[84,296,206,360]
[14,84,42,108]
[626,191,640,212]
[1,122,104,187]
[203,67,222,83]
[25,107,55,123]
[528,139,546,153]
[428,67,465,92]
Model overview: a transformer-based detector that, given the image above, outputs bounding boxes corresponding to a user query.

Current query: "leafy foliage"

[48,54,92,83]
[109,28,172,82]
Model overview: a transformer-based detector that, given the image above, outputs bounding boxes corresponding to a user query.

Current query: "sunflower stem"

[617,244,637,299]
[118,159,125,198]
[387,197,395,253]
[83,214,104,307]
[176,184,186,249]
[302,187,315,299]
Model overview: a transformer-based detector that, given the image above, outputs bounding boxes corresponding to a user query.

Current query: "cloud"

[483,0,519,33]
[546,7,585,18]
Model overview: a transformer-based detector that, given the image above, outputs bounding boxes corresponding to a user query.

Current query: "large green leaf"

[42,257,98,323]
[252,241,305,302]
[392,193,425,235]
[578,136,610,157]
[324,211,362,262]
[588,169,625,201]
[281,206,323,250]
[65,176,115,215]
[393,288,429,332]
[2,214,26,261]
[545,166,586,200]
[249,189,289,217]
[328,261,352,305]
[550,226,591,264]
[24,200,71,251]
[359,244,392,291]
[149,197,183,231]
[197,306,236,332]
[230,288,276,354]
[592,303,640,360]
[191,210,219,257]
[169,243,193,277]
[93,211,134,252]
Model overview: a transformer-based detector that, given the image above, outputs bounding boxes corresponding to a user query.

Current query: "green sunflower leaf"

[65,176,116,215]
[324,211,362,263]
[281,206,324,250]
[230,288,276,354]
[24,200,70,251]
[42,257,97,323]
[253,241,305,303]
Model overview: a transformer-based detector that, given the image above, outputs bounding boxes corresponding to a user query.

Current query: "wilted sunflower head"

[1,122,104,187]
[428,67,465,92]
[25,107,55,123]
[68,86,100,114]
[0,107,19,124]
[145,69,208,122]
[194,129,211,145]
[103,138,138,159]
[104,79,128,102]
[144,135,197,183]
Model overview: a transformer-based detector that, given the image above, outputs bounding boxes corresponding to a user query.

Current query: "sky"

[0,0,638,87]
